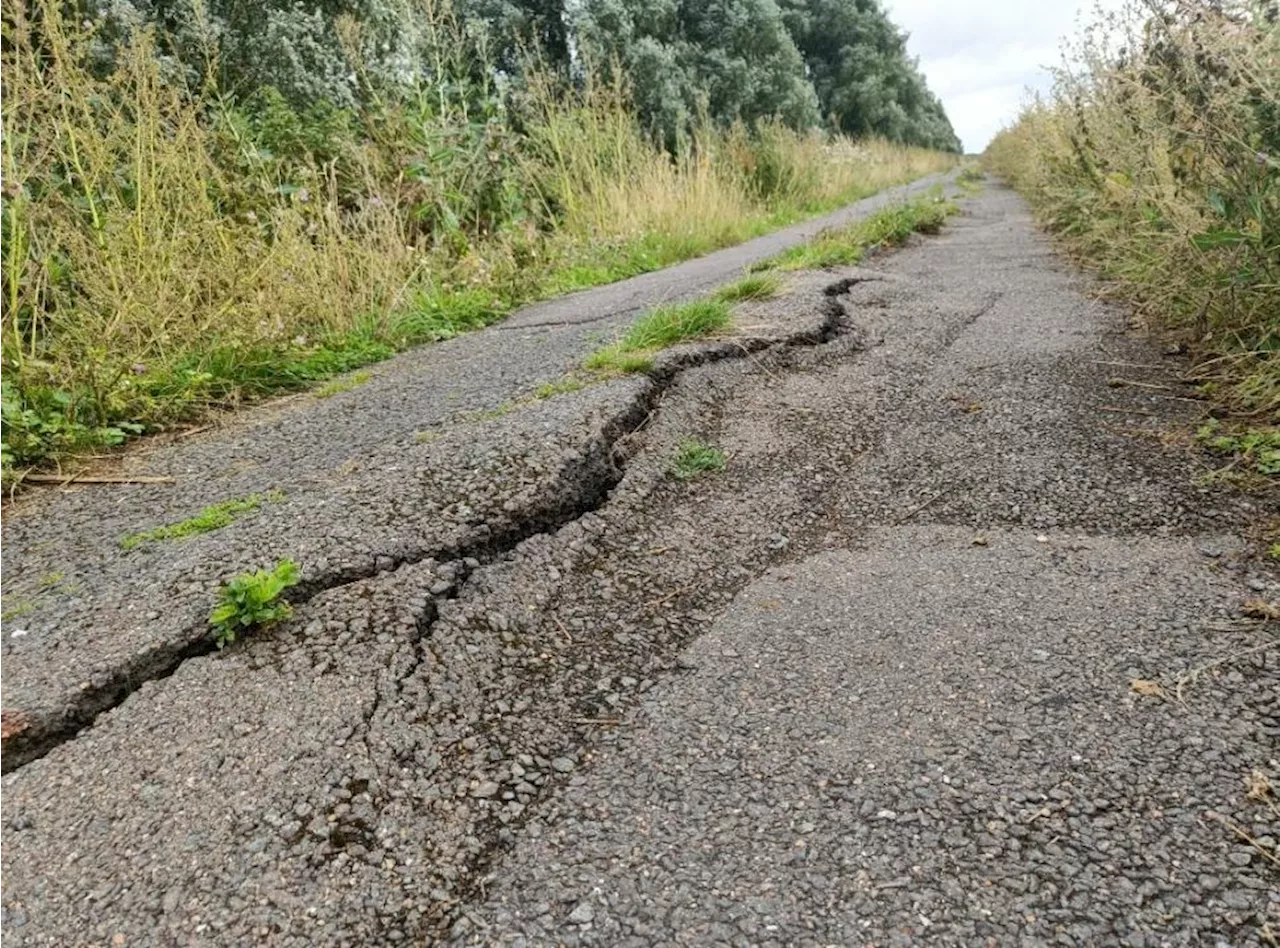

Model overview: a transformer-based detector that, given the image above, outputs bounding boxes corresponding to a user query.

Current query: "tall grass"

[0,0,955,468]
[984,0,1279,420]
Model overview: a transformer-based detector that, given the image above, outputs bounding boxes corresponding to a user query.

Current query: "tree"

[779,0,960,151]
[575,0,820,144]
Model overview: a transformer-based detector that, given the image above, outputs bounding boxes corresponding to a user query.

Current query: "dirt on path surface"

[3,183,1277,946]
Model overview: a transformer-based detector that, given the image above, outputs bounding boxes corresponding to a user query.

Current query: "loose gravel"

[2,182,1275,946]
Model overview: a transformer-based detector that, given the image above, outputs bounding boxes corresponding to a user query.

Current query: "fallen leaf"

[1245,768,1274,802]
[1129,678,1167,699]
[972,534,989,547]
[1,709,30,740]
[1242,598,1279,620]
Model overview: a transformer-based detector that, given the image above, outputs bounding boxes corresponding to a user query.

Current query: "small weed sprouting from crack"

[671,440,726,480]
[120,491,286,550]
[714,273,782,303]
[209,559,301,649]
[586,300,732,376]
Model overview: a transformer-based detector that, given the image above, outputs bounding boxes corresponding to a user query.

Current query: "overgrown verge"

[983,0,1278,443]
[0,1,955,473]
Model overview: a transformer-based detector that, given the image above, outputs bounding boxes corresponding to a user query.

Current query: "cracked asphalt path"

[3,182,1278,946]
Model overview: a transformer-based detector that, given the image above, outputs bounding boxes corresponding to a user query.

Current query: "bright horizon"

[881,0,1128,153]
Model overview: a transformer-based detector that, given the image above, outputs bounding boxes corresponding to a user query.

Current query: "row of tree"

[90,0,960,151]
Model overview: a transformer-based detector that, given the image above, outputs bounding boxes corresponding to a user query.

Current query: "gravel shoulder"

[2,182,1276,946]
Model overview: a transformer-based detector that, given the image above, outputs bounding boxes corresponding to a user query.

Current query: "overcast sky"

[881,0,1125,153]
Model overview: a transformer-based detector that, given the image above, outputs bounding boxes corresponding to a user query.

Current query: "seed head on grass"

[671,441,726,480]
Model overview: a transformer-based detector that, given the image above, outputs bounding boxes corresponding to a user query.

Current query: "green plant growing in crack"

[121,491,285,550]
[209,559,301,648]
[586,299,732,375]
[533,376,588,400]
[671,440,726,480]
[754,195,956,273]
[714,273,782,303]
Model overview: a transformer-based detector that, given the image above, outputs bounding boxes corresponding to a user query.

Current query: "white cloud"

[881,0,1129,152]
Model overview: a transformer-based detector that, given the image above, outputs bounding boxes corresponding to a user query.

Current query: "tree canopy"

[89,0,959,150]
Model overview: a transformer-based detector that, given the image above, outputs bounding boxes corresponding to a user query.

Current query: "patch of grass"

[1,598,35,621]
[956,165,984,194]
[314,370,373,399]
[533,377,588,400]
[757,196,956,273]
[583,348,657,376]
[121,491,284,550]
[713,273,782,303]
[413,430,440,444]
[1269,543,1280,562]
[620,300,732,350]
[585,299,732,375]
[671,440,726,480]
[209,559,301,649]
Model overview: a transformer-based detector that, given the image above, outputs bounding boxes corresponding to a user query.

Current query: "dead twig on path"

[22,473,175,486]
[1204,811,1280,869]
[1107,377,1176,391]
[891,484,960,525]
[1097,404,1158,416]
[1174,639,1278,701]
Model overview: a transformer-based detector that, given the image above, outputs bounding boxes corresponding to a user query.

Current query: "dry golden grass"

[984,0,1278,422]
[0,1,954,468]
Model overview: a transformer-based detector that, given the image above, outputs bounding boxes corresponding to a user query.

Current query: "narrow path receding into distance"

[2,182,1275,947]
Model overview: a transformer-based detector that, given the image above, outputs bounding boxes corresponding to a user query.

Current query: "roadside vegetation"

[984,1,1278,475]
[0,0,959,474]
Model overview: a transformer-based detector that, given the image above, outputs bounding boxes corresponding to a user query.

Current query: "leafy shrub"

[209,559,301,648]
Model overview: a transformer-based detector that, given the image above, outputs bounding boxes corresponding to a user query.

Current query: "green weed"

[533,377,588,399]
[413,430,440,444]
[314,371,373,399]
[713,274,782,303]
[1197,422,1280,478]
[1269,543,1280,562]
[121,491,284,550]
[1,598,35,621]
[671,441,726,480]
[209,559,301,649]
[586,299,732,375]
